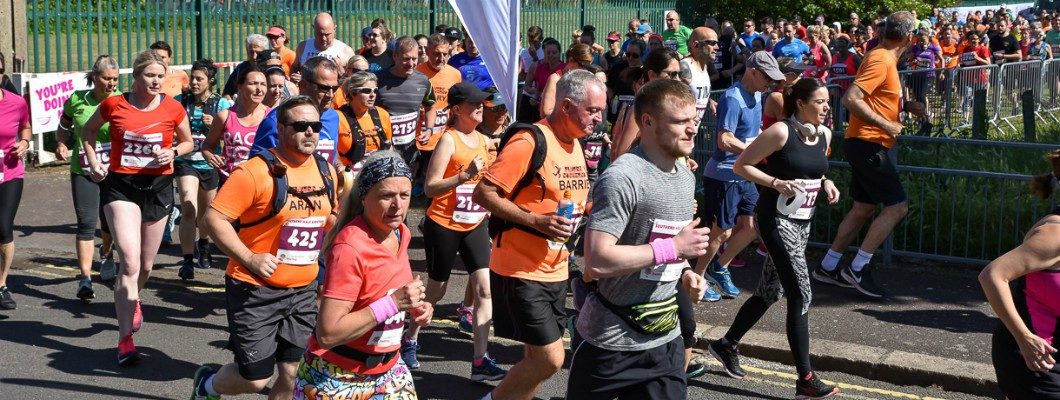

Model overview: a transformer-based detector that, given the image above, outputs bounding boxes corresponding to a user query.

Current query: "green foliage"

[677,0,958,26]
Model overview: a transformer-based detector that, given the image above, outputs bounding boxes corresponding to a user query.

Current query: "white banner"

[27,73,92,135]
[448,0,520,122]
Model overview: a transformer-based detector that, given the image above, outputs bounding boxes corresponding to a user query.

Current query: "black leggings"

[71,173,109,241]
[724,212,814,376]
[677,284,696,349]
[0,178,24,244]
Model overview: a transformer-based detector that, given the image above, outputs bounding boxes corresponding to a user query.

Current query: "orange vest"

[427,129,492,231]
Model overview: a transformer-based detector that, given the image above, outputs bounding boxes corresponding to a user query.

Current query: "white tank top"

[298,39,351,65]
[680,58,712,120]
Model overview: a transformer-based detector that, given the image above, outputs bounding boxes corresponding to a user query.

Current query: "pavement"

[0,167,1002,399]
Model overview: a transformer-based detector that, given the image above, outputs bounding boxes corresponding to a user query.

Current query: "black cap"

[447,82,490,107]
[444,27,463,40]
[256,49,280,65]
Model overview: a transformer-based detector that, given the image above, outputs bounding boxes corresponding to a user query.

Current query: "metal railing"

[24,0,676,74]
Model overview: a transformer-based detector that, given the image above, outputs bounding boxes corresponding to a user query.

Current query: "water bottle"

[556,190,574,243]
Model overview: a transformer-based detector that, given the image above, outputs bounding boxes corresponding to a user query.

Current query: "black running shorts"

[174,161,220,191]
[101,172,175,222]
[225,277,318,380]
[843,138,906,206]
[422,217,491,282]
[490,271,567,346]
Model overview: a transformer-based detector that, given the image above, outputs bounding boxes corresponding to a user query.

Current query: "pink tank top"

[221,109,266,176]
[534,62,565,92]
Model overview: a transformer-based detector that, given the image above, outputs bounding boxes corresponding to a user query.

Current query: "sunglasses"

[660,70,680,80]
[350,87,378,95]
[266,34,284,39]
[625,52,641,58]
[697,39,719,47]
[487,105,506,113]
[287,120,323,133]
[311,80,340,93]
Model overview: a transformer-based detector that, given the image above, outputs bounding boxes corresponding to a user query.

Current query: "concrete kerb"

[694,323,1001,398]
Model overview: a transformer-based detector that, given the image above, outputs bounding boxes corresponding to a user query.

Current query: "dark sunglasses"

[266,34,284,39]
[287,120,323,133]
[660,70,680,79]
[487,104,506,112]
[625,52,641,58]
[312,80,340,93]
[697,39,719,47]
[350,87,378,95]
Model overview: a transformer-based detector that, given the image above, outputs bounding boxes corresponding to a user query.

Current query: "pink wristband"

[650,238,680,265]
[368,295,399,324]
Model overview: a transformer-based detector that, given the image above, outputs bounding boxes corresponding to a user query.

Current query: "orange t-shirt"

[939,38,960,68]
[336,105,393,169]
[481,119,590,282]
[846,49,901,148]
[212,151,339,288]
[332,87,349,109]
[100,94,186,175]
[415,62,463,151]
[279,47,297,76]
[305,216,413,375]
[161,69,189,98]
[427,129,492,232]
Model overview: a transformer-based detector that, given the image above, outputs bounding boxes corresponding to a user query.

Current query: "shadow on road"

[853,308,995,334]
[690,371,789,400]
[0,378,172,399]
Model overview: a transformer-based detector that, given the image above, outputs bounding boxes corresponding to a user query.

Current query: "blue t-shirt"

[739,32,766,48]
[451,52,494,90]
[705,82,762,182]
[772,38,811,63]
[250,107,340,164]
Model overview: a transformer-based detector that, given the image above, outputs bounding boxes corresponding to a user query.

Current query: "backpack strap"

[240,150,288,229]
[339,105,390,165]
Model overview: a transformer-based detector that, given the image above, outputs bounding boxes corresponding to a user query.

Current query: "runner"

[521,38,564,123]
[692,51,786,302]
[662,11,693,56]
[567,79,709,399]
[804,26,832,82]
[55,55,121,300]
[335,71,393,173]
[360,22,395,73]
[473,70,602,400]
[192,95,338,399]
[829,36,861,91]
[291,12,355,83]
[415,33,463,152]
[907,28,942,134]
[402,82,507,381]
[203,66,270,182]
[222,34,268,98]
[772,23,811,64]
[764,58,811,129]
[266,25,296,76]
[813,12,920,299]
[376,36,436,168]
[680,27,720,130]
[174,59,232,280]
[149,41,189,98]
[979,150,1060,400]
[251,56,341,165]
[329,55,369,109]
[709,78,841,400]
[264,66,290,109]
[0,80,31,311]
[539,44,593,119]
[605,39,643,125]
[611,47,681,160]
[293,150,429,399]
[81,50,193,365]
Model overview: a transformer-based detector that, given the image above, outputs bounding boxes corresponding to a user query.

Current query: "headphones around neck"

[790,118,832,139]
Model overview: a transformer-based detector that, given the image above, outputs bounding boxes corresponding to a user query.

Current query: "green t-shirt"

[662,25,693,56]
[1047,30,1060,57]
[63,89,120,175]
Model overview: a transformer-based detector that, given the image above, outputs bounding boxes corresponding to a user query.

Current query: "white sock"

[821,249,843,271]
[204,374,220,396]
[851,250,873,272]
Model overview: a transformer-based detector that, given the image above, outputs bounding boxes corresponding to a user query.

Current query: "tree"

[678,0,957,28]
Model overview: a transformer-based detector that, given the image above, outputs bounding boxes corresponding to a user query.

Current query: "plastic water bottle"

[556,190,574,243]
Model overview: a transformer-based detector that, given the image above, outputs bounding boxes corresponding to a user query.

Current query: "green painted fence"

[25,0,675,74]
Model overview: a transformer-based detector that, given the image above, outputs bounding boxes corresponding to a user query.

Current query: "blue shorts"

[701,178,758,230]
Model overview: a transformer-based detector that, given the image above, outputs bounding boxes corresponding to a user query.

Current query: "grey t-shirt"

[577,146,696,351]
[375,69,435,146]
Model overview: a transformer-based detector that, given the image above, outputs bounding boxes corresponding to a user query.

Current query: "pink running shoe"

[132,300,143,332]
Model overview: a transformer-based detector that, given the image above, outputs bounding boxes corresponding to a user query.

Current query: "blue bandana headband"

[357,153,413,196]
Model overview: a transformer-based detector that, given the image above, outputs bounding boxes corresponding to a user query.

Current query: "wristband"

[368,295,400,324]
[649,237,681,265]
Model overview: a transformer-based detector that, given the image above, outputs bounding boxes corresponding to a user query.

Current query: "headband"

[357,153,413,196]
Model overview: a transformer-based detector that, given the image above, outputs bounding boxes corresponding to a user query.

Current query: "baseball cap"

[266,26,285,37]
[636,24,652,35]
[444,27,463,40]
[361,26,373,38]
[447,82,491,107]
[484,92,506,109]
[746,51,786,81]
[815,15,825,23]
[607,31,621,42]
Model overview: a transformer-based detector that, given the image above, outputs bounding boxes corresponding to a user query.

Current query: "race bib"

[831,64,847,75]
[960,52,976,66]
[316,139,336,162]
[915,57,933,69]
[185,133,207,161]
[79,142,111,171]
[611,95,636,114]
[276,216,326,265]
[776,179,822,220]
[941,56,952,66]
[641,219,691,282]
[695,98,710,120]
[222,130,255,175]
[367,311,406,347]
[390,112,419,146]
[585,141,603,168]
[120,131,164,169]
[432,109,450,133]
[664,40,678,51]
[452,184,487,225]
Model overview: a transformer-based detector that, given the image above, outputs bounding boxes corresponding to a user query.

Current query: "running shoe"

[117,334,140,366]
[708,339,747,379]
[196,241,212,269]
[178,259,195,281]
[190,365,220,400]
[756,242,768,256]
[76,277,95,301]
[707,261,740,298]
[0,286,15,309]
[100,246,118,283]
[457,303,474,333]
[840,266,886,298]
[702,282,722,302]
[470,355,507,382]
[686,360,708,380]
[811,265,851,288]
[401,340,421,369]
[729,256,747,268]
[795,371,839,399]
[132,300,143,332]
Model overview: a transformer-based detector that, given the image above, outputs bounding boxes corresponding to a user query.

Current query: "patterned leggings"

[723,213,814,376]
[293,353,418,400]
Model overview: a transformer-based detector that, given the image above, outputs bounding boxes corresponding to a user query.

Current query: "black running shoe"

[196,241,213,269]
[76,278,95,301]
[686,361,707,379]
[0,286,15,310]
[178,260,195,281]
[812,265,852,288]
[795,371,839,399]
[709,340,747,379]
[840,266,885,298]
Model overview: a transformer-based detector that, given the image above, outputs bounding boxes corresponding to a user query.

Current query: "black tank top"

[757,120,830,211]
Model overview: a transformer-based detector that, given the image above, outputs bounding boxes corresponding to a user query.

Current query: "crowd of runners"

[0,5,1058,400]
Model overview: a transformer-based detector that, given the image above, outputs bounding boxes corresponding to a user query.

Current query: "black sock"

[197,238,209,247]
[183,254,194,263]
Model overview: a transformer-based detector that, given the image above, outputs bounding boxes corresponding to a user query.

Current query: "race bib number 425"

[276,216,326,265]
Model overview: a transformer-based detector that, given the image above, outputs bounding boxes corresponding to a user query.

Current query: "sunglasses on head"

[350,87,378,95]
[287,120,323,132]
